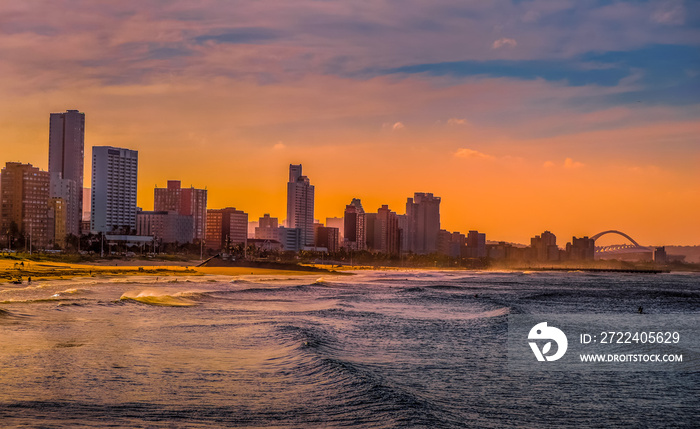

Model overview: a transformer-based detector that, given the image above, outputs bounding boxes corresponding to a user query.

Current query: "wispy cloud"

[380,121,403,131]
[564,157,584,169]
[651,0,686,25]
[447,118,467,125]
[195,28,282,45]
[543,158,585,169]
[454,148,492,160]
[492,38,517,49]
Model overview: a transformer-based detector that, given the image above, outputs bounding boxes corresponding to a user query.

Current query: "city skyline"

[0,1,698,246]
[2,112,697,248]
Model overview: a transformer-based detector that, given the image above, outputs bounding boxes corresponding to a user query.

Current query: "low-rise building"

[137,210,194,244]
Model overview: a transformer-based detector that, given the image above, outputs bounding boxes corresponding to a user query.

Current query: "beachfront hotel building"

[286,164,315,247]
[48,110,85,237]
[0,162,50,248]
[405,192,441,254]
[136,210,194,244]
[314,225,340,253]
[277,226,301,252]
[343,198,366,251]
[366,205,401,256]
[90,146,138,234]
[255,213,279,241]
[205,207,248,250]
[154,180,207,241]
[530,230,560,261]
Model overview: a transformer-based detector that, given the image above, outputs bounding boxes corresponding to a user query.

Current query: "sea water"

[0,270,698,428]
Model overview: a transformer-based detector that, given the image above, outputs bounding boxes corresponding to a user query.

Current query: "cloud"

[273,142,286,150]
[381,121,405,131]
[447,118,467,125]
[543,158,585,168]
[651,1,685,25]
[521,10,541,23]
[195,28,282,44]
[564,157,584,168]
[454,148,492,159]
[382,55,634,87]
[492,38,517,49]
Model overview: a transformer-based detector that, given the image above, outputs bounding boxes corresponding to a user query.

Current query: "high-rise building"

[205,207,248,250]
[398,214,409,252]
[437,230,465,258]
[48,110,84,237]
[366,205,401,256]
[1,162,50,248]
[326,217,344,242]
[405,192,441,254]
[48,197,67,248]
[465,230,486,258]
[82,187,91,222]
[154,180,207,241]
[90,146,138,234]
[49,174,78,238]
[205,210,222,249]
[566,236,595,261]
[278,226,301,252]
[530,230,559,261]
[286,164,315,247]
[315,225,340,253]
[343,198,366,250]
[255,213,279,241]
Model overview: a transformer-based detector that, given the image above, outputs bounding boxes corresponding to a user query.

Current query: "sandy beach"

[0,258,329,284]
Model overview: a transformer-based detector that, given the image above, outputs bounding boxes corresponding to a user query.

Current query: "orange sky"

[1,1,698,246]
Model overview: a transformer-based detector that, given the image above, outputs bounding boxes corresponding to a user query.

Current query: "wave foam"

[119,290,203,307]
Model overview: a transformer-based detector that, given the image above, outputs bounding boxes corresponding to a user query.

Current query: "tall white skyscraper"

[48,110,85,237]
[90,146,138,234]
[286,164,315,247]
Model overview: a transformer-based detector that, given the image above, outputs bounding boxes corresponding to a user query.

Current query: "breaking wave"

[119,290,206,307]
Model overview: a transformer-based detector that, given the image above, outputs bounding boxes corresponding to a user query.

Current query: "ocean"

[0,270,698,428]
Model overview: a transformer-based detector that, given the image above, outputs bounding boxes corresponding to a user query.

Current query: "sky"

[1,0,698,246]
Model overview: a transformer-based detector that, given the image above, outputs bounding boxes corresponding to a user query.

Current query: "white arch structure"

[590,230,651,253]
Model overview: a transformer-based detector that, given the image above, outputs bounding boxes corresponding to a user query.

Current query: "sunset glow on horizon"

[2,1,698,246]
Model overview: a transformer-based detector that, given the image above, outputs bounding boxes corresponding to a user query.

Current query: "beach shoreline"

[3,256,696,285]
[0,258,337,284]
